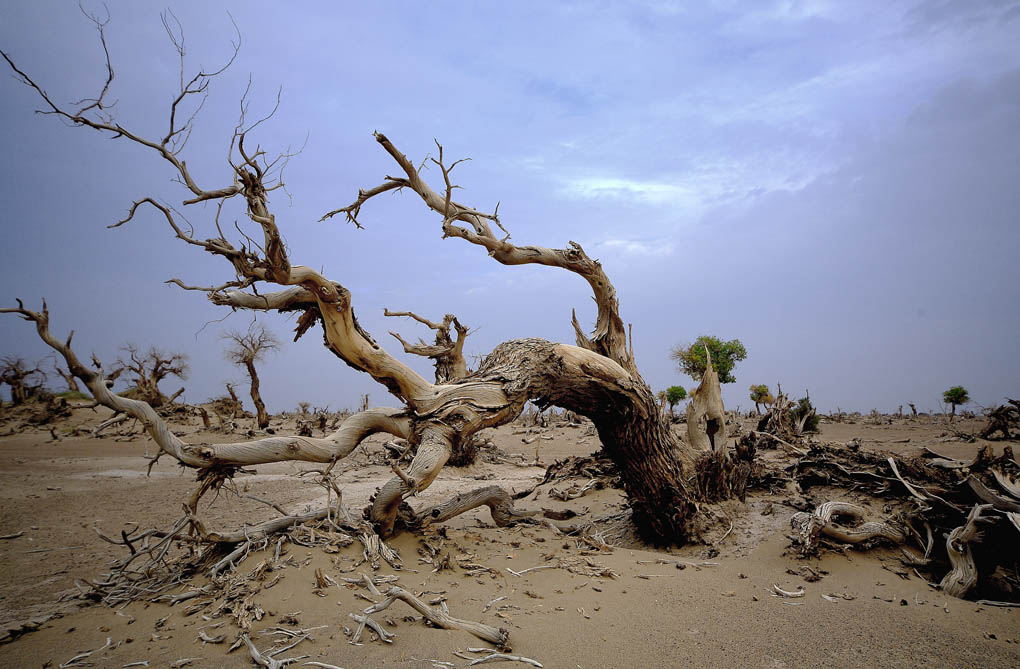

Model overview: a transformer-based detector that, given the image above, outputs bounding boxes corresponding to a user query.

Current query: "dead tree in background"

[224,382,243,416]
[114,344,188,407]
[981,399,1020,440]
[384,309,469,383]
[0,356,46,405]
[222,325,280,429]
[54,361,81,393]
[0,17,746,546]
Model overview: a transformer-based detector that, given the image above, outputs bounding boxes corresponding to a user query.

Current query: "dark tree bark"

[244,359,268,428]
[0,357,45,405]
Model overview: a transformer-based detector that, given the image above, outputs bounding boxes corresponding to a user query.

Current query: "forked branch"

[324,133,638,376]
[384,309,470,382]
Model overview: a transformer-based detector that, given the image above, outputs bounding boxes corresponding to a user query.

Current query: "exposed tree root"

[406,485,540,529]
[790,501,906,556]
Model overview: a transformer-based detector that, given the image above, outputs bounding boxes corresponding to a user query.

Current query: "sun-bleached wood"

[384,309,469,383]
[939,504,993,598]
[686,348,727,453]
[790,501,906,555]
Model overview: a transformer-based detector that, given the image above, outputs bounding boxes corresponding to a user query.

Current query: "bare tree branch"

[324,133,638,376]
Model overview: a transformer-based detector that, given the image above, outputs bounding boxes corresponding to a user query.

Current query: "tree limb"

[324,133,638,377]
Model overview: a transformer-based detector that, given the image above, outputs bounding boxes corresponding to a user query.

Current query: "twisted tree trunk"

[243,360,269,429]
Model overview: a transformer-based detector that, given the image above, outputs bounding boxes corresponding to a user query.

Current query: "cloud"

[560,176,700,207]
[596,238,676,257]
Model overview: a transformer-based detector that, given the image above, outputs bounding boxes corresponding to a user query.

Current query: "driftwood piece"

[349,613,394,644]
[939,504,994,598]
[92,413,128,436]
[920,446,979,469]
[362,586,508,646]
[790,501,906,556]
[191,508,331,544]
[993,469,1020,500]
[467,649,544,667]
[58,636,112,669]
[966,476,1020,513]
[241,633,306,668]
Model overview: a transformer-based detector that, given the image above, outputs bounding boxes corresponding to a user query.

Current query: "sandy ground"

[0,407,1017,668]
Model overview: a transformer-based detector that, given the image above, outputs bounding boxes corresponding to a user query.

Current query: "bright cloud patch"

[561,177,701,207]
[597,238,675,257]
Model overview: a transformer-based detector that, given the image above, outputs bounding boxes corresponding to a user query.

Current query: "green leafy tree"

[749,384,773,414]
[671,336,747,384]
[665,385,687,416]
[942,386,969,416]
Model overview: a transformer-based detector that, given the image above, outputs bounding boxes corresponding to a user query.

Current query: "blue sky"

[1,1,1018,414]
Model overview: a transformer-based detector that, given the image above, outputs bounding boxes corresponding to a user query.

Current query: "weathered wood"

[362,586,508,646]
[939,504,992,598]
[791,501,906,555]
[686,348,726,454]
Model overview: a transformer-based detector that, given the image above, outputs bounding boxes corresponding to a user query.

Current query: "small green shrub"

[56,390,92,401]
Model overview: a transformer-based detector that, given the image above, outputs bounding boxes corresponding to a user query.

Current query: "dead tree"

[224,382,243,416]
[0,356,46,405]
[384,309,469,383]
[656,389,668,416]
[686,349,726,452]
[0,19,745,546]
[980,399,1020,440]
[222,325,280,429]
[54,361,81,393]
[114,344,188,408]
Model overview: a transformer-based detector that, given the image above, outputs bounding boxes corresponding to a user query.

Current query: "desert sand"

[0,407,1017,668]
